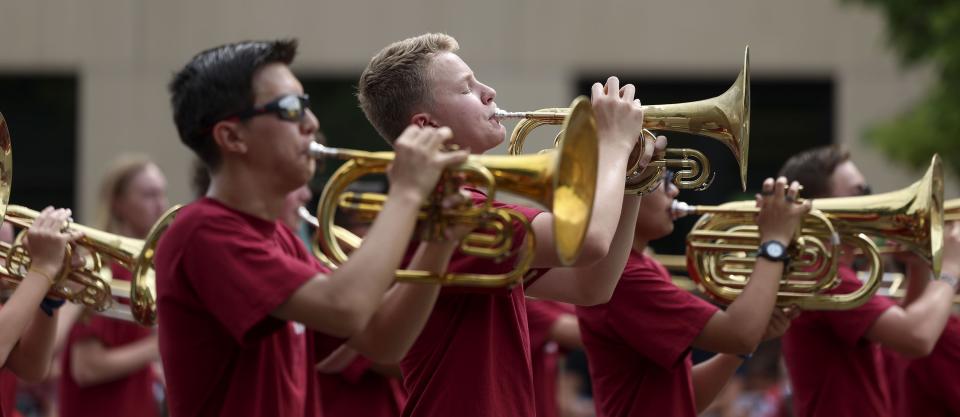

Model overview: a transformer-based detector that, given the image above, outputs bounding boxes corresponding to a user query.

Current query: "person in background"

[58,155,169,417]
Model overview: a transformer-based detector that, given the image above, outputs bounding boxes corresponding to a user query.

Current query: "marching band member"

[778,145,960,417]
[576,171,806,417]
[357,32,661,417]
[0,207,81,416]
[58,155,169,417]
[158,39,468,417]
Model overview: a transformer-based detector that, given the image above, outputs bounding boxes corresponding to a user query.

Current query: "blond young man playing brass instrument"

[357,33,664,417]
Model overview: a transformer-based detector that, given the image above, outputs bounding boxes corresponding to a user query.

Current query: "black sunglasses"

[231,94,311,122]
[195,94,311,139]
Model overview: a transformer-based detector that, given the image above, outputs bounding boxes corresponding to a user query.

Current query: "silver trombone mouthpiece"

[298,206,320,228]
[309,142,338,158]
[671,200,696,219]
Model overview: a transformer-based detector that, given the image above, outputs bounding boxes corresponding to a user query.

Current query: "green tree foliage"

[844,0,960,176]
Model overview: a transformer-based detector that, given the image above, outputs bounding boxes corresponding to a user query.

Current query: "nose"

[480,82,496,105]
[301,109,320,136]
[666,182,680,198]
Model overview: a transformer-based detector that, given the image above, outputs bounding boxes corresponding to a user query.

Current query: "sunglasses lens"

[277,95,307,121]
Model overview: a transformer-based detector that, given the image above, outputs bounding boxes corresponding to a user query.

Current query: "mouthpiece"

[671,200,696,218]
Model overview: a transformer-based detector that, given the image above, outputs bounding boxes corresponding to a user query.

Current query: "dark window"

[0,75,77,212]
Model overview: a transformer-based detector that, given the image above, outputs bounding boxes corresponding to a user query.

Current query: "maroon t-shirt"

[527,299,575,417]
[317,355,405,417]
[576,250,719,417]
[59,264,158,417]
[782,266,897,417]
[0,368,15,417]
[899,315,960,417]
[156,198,344,417]
[399,192,544,417]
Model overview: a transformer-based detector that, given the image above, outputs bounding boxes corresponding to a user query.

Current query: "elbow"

[70,361,103,387]
[17,361,51,384]
[574,285,614,306]
[325,296,377,338]
[361,346,405,365]
[728,330,761,356]
[574,232,612,266]
[897,331,937,359]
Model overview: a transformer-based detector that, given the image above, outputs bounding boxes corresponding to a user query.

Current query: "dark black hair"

[169,39,298,170]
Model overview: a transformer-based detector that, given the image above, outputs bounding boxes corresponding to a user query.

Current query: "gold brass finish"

[674,155,943,310]
[502,46,750,194]
[311,97,598,287]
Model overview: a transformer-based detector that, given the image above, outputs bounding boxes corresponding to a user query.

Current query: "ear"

[210,120,248,155]
[410,112,439,128]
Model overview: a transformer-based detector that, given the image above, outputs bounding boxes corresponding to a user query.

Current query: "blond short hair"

[357,33,459,143]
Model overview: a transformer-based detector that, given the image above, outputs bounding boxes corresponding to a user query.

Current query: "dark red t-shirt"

[576,250,719,417]
[0,368,16,417]
[399,193,544,417]
[156,198,344,417]
[317,355,405,417]
[527,299,575,417]
[782,266,896,417]
[59,264,158,417]
[899,315,960,417]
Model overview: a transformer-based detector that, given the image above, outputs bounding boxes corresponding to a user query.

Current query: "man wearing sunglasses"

[157,39,469,417]
[777,145,960,417]
[577,172,807,417]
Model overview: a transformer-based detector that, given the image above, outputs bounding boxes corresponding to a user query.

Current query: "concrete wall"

[0,0,946,221]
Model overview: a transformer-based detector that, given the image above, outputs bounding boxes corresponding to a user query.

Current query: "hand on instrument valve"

[761,305,800,341]
[24,207,84,285]
[940,221,960,279]
[592,77,644,149]
[755,177,810,246]
[389,125,469,200]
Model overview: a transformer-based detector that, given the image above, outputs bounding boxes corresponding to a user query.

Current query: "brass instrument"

[500,46,750,195]
[311,97,598,287]
[3,205,180,326]
[672,155,943,310]
[0,113,177,326]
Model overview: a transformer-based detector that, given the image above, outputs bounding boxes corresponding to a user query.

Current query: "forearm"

[718,259,783,352]
[526,197,640,305]
[902,263,931,306]
[72,337,159,386]
[579,140,634,259]
[325,187,424,317]
[0,273,52,367]
[6,308,57,382]
[692,354,743,413]
[571,196,640,302]
[346,242,453,363]
[902,280,954,348]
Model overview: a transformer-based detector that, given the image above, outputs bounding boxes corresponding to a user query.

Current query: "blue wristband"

[39,297,66,317]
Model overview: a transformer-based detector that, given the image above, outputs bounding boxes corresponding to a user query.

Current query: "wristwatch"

[757,240,790,265]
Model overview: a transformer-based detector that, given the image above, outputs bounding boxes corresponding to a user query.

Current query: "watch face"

[766,243,784,258]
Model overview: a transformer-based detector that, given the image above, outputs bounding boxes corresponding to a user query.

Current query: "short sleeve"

[180,221,320,344]
[820,267,896,345]
[527,300,573,349]
[606,262,719,369]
